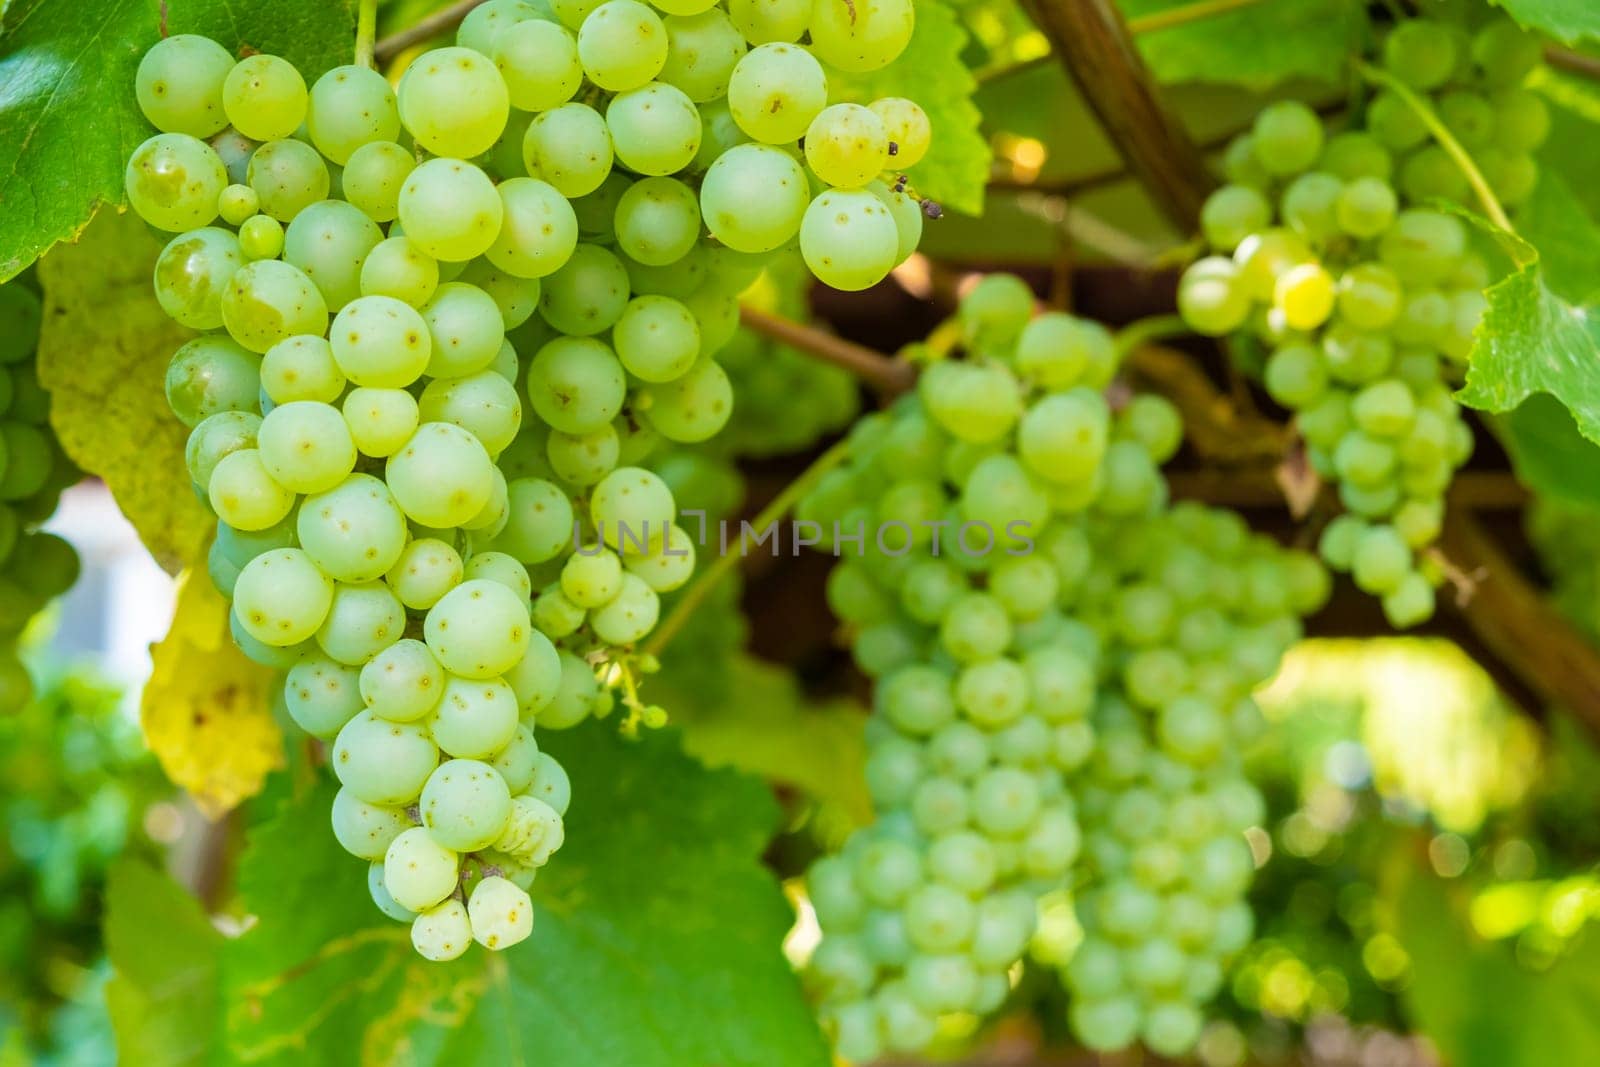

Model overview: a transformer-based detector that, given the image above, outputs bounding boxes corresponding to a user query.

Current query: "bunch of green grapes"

[1181,99,1480,628]
[1060,501,1325,1055]
[0,285,84,709]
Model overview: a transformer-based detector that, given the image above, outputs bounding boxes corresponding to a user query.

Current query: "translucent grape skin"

[398,46,510,159]
[727,43,828,144]
[136,34,233,137]
[800,189,901,292]
[700,143,810,254]
[125,133,229,233]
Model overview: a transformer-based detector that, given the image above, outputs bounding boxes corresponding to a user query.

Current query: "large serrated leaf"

[827,0,990,215]
[221,724,829,1067]
[1492,0,1600,45]
[1118,0,1366,90]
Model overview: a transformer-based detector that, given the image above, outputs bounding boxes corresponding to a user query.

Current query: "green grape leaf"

[103,859,223,1067]
[36,208,211,572]
[1390,854,1600,1067]
[1494,395,1600,509]
[221,723,829,1067]
[1517,170,1600,304]
[827,0,990,215]
[1491,0,1600,45]
[0,0,354,282]
[1118,0,1365,90]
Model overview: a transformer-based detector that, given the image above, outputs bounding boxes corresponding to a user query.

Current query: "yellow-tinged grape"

[154,226,244,330]
[868,181,923,265]
[208,449,294,531]
[136,34,233,137]
[1274,262,1336,331]
[239,214,284,260]
[398,46,511,159]
[397,158,505,263]
[578,0,669,92]
[386,422,497,528]
[493,18,584,112]
[729,0,813,43]
[125,133,228,232]
[804,103,889,189]
[222,54,309,142]
[247,138,330,222]
[307,65,401,165]
[344,387,421,458]
[808,0,914,72]
[870,97,931,168]
[221,259,329,353]
[343,141,416,223]
[727,43,827,144]
[330,295,432,388]
[800,189,901,292]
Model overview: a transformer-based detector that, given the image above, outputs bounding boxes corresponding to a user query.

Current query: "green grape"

[307,65,400,165]
[1176,257,1248,336]
[456,260,540,330]
[1366,89,1428,151]
[537,244,631,335]
[1280,171,1342,243]
[590,465,675,553]
[590,572,660,643]
[561,547,624,607]
[691,98,750,170]
[398,46,510,159]
[800,189,900,292]
[1473,20,1542,88]
[493,478,575,564]
[419,371,522,457]
[1383,19,1457,90]
[1382,571,1435,628]
[421,282,506,378]
[207,448,294,532]
[386,422,497,528]
[344,387,421,458]
[638,356,732,442]
[871,97,931,168]
[368,861,415,922]
[283,200,384,311]
[700,143,809,253]
[1493,88,1551,153]
[419,759,513,851]
[659,9,747,102]
[298,473,408,582]
[1399,145,1468,204]
[683,285,740,354]
[615,177,700,265]
[486,177,579,280]
[1317,131,1392,181]
[411,899,471,961]
[186,410,262,488]
[343,141,416,223]
[809,0,914,73]
[387,537,465,610]
[613,295,700,383]
[125,133,228,232]
[606,82,702,176]
[1352,379,1416,439]
[868,181,924,265]
[805,103,889,189]
[919,361,1021,444]
[1199,185,1269,251]
[152,225,242,328]
[261,335,345,405]
[330,788,410,860]
[429,675,521,758]
[246,138,330,222]
[222,54,308,141]
[571,172,634,243]
[488,724,541,792]
[1233,228,1311,302]
[360,236,440,307]
[1017,389,1108,485]
[1379,210,1466,286]
[209,127,257,186]
[727,43,827,143]
[285,655,365,738]
[234,547,335,646]
[493,18,583,111]
[317,580,407,666]
[165,335,260,427]
[1250,100,1323,176]
[468,875,535,950]
[1438,90,1495,149]
[579,0,669,91]
[456,0,543,50]
[463,551,533,601]
[622,521,696,591]
[524,103,615,198]
[258,400,357,494]
[1351,525,1410,594]
[397,158,505,263]
[1263,344,1326,408]
[136,34,233,137]
[330,295,431,387]
[533,583,586,639]
[238,214,285,260]
[425,578,532,680]
[360,638,446,723]
[1014,313,1111,389]
[383,825,459,911]
[728,0,811,43]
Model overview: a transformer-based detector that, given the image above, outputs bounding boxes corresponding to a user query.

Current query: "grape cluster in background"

[122,0,930,961]
[1178,14,1549,628]
[797,278,1327,1060]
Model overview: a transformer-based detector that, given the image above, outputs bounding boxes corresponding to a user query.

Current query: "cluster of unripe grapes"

[1176,15,1545,627]
[0,286,83,710]
[795,277,1321,1060]
[122,0,932,957]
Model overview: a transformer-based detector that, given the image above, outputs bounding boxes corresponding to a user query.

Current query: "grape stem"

[1354,60,1515,236]
[738,304,917,395]
[375,0,488,63]
[355,0,379,69]
[1112,313,1192,358]
[641,438,854,658]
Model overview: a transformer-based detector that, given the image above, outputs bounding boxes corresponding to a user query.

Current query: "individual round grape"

[297,473,408,583]
[257,400,356,495]
[809,0,914,72]
[493,18,583,111]
[560,548,625,608]
[387,537,465,611]
[1251,100,1324,176]
[526,336,628,435]
[340,141,414,223]
[217,183,259,226]
[727,43,827,144]
[246,138,329,222]
[1379,210,1467,287]
[425,579,532,680]
[623,522,696,592]
[420,759,513,852]
[387,422,497,528]
[411,899,471,961]
[1383,19,1458,90]
[186,410,261,489]
[579,0,669,91]
[398,159,505,263]
[1176,257,1248,336]
[493,478,576,564]
[359,237,439,308]
[468,875,534,950]
[281,201,383,312]
[361,638,446,723]
[429,675,521,758]
[343,387,420,459]
[483,178,579,282]
[699,143,809,254]
[1200,185,1270,251]
[261,335,344,405]
[165,336,260,428]
[800,189,900,292]
[806,104,889,189]
[588,573,659,644]
[659,9,747,102]
[1263,344,1327,408]
[638,357,732,442]
[305,65,398,166]
[612,295,700,383]
[238,214,285,260]
[222,54,308,141]
[285,655,365,738]
[615,178,700,266]
[136,34,233,137]
[1017,389,1108,484]
[537,243,631,337]
[153,226,243,331]
[398,46,509,159]
[728,0,811,43]
[606,82,702,175]
[125,133,228,232]
[1275,262,1335,331]
[524,103,615,198]
[221,258,329,355]
[330,787,410,860]
[591,466,676,553]
[329,295,431,388]
[208,449,294,532]
[870,97,931,168]
[383,825,459,912]
[869,181,924,265]
[418,371,523,457]
[421,282,505,378]
[317,581,406,665]
[1351,525,1411,595]
[234,548,335,646]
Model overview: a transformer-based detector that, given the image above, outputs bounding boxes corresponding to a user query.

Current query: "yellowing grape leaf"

[142,569,282,818]
[37,207,211,572]
[827,0,991,215]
